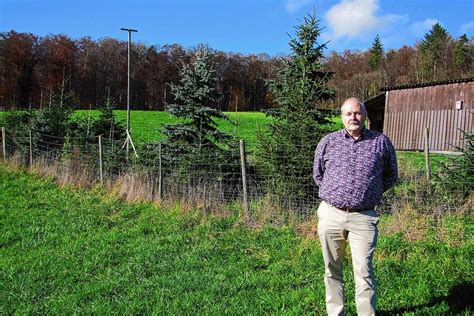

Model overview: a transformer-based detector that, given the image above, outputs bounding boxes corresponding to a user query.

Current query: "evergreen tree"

[163,45,238,180]
[67,97,127,174]
[30,80,76,149]
[434,131,473,205]
[453,34,473,74]
[419,23,452,81]
[91,98,126,140]
[256,13,335,205]
[69,97,126,141]
[368,34,384,71]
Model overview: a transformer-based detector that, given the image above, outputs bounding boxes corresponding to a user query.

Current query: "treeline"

[328,24,473,104]
[0,32,281,111]
[0,23,472,111]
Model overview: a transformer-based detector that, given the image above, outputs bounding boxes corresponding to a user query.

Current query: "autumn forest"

[0,23,472,111]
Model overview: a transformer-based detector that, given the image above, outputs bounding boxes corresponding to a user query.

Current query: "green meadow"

[1,165,472,314]
[0,109,448,171]
[93,110,275,144]
[73,110,343,145]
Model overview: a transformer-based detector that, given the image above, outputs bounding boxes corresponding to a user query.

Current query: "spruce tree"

[368,34,384,71]
[453,34,473,73]
[256,13,335,205]
[31,81,76,151]
[419,23,451,81]
[163,45,237,180]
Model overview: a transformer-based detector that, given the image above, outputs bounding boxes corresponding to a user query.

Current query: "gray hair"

[341,97,367,115]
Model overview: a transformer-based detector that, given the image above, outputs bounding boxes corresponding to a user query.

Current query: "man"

[313,97,398,316]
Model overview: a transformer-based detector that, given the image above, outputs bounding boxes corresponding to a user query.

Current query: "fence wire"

[2,128,472,222]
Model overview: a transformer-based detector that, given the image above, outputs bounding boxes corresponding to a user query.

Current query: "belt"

[326,202,374,213]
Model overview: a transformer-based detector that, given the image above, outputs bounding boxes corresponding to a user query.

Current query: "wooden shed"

[365,78,473,151]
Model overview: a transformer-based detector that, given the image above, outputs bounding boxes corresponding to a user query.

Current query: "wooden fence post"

[1,127,5,161]
[98,135,103,184]
[424,127,430,181]
[157,142,162,203]
[240,139,249,221]
[29,130,33,167]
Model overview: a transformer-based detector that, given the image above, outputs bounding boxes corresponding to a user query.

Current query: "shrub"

[434,131,473,205]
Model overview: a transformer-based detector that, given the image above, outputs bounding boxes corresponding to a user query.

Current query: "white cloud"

[460,21,474,34]
[322,0,410,52]
[410,18,439,37]
[325,0,380,38]
[285,0,312,14]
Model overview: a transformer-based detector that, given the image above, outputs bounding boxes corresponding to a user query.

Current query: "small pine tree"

[163,45,238,180]
[368,34,384,71]
[69,98,127,174]
[2,110,34,163]
[256,13,335,204]
[3,79,81,164]
[92,98,126,140]
[70,98,126,141]
[31,81,76,151]
[434,131,473,206]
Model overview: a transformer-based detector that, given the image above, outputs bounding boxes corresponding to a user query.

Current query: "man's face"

[341,100,366,134]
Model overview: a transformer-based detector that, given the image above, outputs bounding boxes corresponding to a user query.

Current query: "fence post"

[29,130,33,167]
[98,135,103,184]
[157,142,162,203]
[424,127,430,181]
[240,139,249,221]
[1,127,5,161]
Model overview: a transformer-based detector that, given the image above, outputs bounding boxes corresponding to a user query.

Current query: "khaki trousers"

[317,201,379,316]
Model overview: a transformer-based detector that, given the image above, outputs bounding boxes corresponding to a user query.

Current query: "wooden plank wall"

[385,109,473,151]
[387,82,473,112]
[384,81,473,151]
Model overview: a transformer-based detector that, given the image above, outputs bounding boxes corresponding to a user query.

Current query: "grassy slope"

[1,165,472,314]
[74,110,342,145]
[74,111,275,144]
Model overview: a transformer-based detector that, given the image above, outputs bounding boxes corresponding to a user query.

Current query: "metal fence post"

[1,127,5,161]
[98,135,103,184]
[240,139,249,221]
[424,127,430,181]
[29,130,33,167]
[157,142,162,203]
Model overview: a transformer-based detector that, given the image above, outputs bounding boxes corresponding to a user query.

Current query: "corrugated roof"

[380,77,473,91]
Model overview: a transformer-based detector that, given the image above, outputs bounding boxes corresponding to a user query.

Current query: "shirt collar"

[342,127,367,140]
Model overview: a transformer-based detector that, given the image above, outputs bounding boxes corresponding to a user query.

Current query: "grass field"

[77,110,449,169]
[1,109,447,170]
[1,165,472,314]
[73,110,343,145]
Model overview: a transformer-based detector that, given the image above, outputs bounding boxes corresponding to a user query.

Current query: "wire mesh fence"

[2,127,472,223]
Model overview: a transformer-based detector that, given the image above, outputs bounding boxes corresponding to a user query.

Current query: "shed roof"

[380,77,473,91]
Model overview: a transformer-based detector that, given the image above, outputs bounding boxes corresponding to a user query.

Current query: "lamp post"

[120,28,138,155]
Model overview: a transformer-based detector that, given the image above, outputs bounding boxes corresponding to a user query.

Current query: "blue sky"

[1,0,473,55]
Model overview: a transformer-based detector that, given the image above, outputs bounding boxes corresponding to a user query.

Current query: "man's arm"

[313,138,327,187]
[382,136,398,192]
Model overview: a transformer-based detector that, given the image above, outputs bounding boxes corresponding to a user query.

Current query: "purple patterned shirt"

[313,128,398,209]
